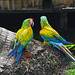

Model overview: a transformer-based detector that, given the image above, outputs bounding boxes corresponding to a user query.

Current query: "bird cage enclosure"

[0,0,75,10]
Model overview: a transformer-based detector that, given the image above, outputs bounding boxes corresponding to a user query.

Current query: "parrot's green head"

[40,16,52,29]
[21,18,34,28]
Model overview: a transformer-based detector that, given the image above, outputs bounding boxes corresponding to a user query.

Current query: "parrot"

[39,16,75,62]
[8,18,34,62]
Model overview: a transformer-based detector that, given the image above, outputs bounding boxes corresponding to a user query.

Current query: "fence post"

[0,0,3,10]
[21,0,26,9]
[3,0,10,9]
[14,0,21,10]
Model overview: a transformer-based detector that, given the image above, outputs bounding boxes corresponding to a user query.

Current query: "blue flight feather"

[61,41,73,44]
[16,51,22,62]
[17,44,25,53]
[14,48,17,57]
[8,51,14,57]
[53,36,73,44]
[41,36,48,41]
[49,38,60,42]
[8,47,17,57]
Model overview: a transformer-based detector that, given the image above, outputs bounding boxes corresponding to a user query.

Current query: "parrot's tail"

[8,49,22,62]
[55,45,75,62]
[8,44,25,62]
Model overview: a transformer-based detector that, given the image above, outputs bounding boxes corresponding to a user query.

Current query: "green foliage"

[73,47,75,50]
[65,44,75,50]
[65,69,75,75]
[65,62,75,75]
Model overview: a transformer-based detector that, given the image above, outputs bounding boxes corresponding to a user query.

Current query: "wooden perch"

[0,27,71,74]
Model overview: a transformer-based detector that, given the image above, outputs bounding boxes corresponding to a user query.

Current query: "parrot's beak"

[31,21,34,27]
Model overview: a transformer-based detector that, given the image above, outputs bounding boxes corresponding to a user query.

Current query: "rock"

[0,27,15,68]
[0,27,71,74]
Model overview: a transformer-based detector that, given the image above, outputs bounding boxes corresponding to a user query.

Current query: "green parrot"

[8,18,34,62]
[39,16,75,62]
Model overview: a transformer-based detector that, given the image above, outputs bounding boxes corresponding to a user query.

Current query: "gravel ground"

[0,41,71,75]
